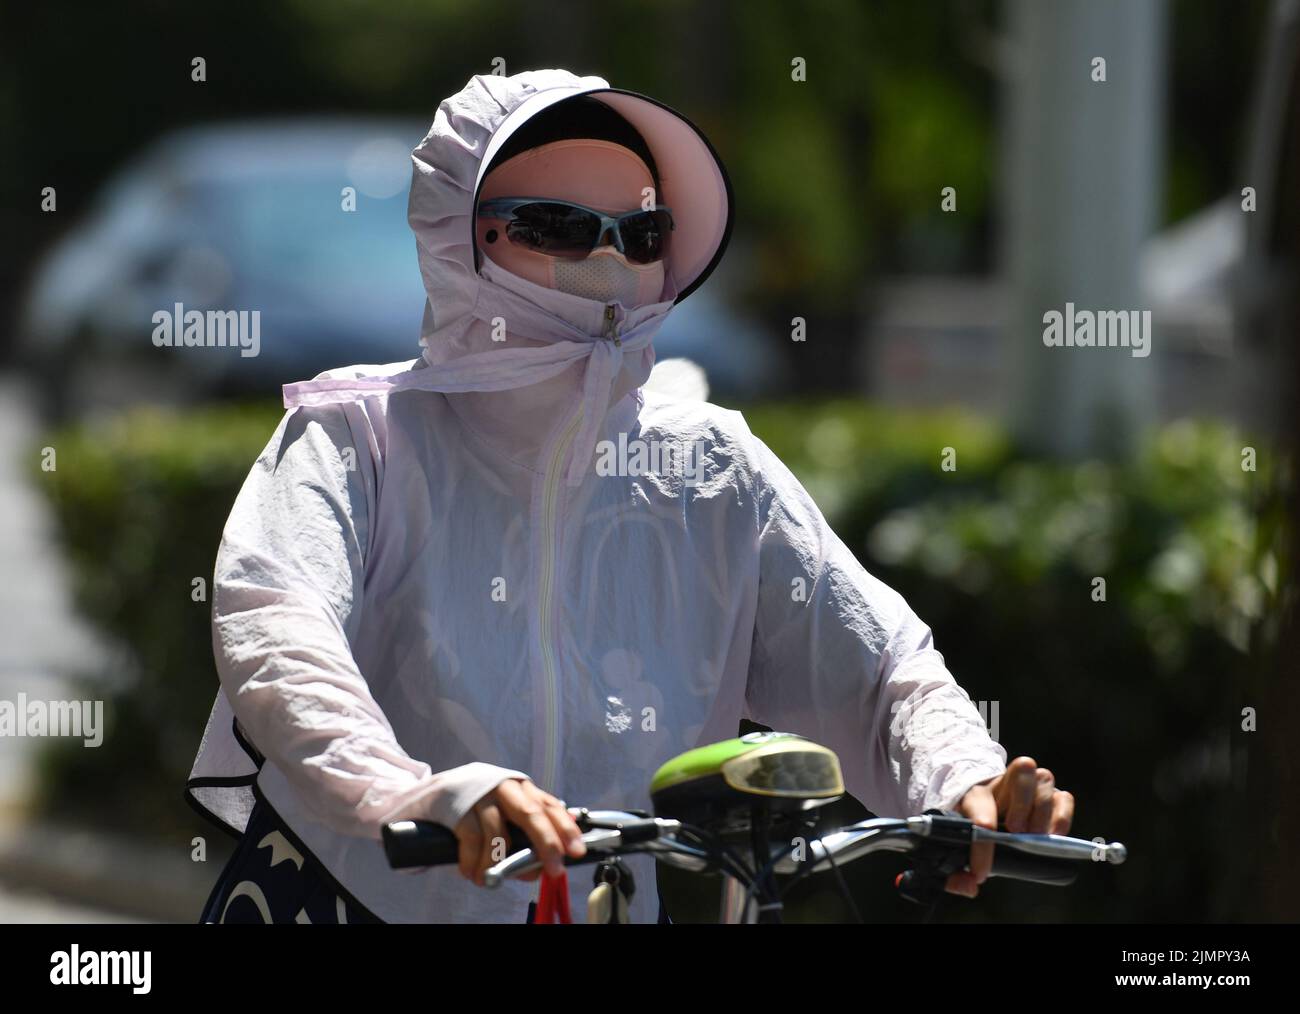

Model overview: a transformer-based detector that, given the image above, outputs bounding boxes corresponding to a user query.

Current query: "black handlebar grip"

[382,819,532,869]
[382,820,459,868]
[988,847,1080,887]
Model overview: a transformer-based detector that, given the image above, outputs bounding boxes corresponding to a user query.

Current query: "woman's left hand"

[946,756,1075,898]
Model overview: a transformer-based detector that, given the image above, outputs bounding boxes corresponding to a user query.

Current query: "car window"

[198,176,417,295]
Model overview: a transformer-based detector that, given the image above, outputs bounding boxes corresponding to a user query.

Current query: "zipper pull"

[603,304,622,346]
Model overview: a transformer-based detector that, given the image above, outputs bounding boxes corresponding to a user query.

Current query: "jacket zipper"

[538,408,583,793]
[538,304,619,793]
[602,303,622,346]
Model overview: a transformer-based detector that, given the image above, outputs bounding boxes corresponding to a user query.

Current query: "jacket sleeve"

[743,433,1006,817]
[212,403,527,840]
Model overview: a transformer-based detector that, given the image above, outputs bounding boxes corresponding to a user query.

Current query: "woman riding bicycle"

[186,68,1073,924]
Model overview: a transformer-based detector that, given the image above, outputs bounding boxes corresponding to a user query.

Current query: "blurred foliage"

[741,401,1290,921]
[32,399,1289,922]
[742,398,1010,522]
[31,402,284,840]
[1165,0,1272,225]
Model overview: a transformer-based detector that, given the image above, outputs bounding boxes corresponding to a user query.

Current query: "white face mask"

[551,248,665,307]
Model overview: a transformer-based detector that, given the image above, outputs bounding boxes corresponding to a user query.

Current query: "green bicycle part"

[649,732,845,829]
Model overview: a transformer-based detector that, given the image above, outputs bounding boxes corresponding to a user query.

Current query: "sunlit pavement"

[0,376,105,678]
[0,374,106,802]
[0,880,150,923]
[0,374,116,917]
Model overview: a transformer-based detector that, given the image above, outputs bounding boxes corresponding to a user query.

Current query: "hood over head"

[282,68,734,485]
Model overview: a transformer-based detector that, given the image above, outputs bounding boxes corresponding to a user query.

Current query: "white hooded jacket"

[186,69,1007,923]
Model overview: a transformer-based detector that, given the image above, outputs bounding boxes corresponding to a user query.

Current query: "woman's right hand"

[454,777,587,886]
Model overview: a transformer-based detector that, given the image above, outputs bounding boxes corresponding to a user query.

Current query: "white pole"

[1000,0,1167,458]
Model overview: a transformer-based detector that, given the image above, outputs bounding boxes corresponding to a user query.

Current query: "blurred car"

[20,117,428,418]
[20,117,778,420]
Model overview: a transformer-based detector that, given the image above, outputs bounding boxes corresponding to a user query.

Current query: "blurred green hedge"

[33,400,1287,920]
[32,403,284,840]
[741,401,1288,922]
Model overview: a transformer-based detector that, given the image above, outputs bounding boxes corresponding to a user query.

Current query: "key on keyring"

[587,859,635,924]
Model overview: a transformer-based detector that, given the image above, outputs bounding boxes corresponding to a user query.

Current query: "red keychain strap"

[534,870,573,924]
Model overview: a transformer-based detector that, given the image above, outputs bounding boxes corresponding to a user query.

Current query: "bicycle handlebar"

[381,808,1126,892]
[382,818,530,869]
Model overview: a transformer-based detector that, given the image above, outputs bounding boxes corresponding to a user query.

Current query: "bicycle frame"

[718,874,757,924]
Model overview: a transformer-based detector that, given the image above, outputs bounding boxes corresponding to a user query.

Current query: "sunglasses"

[477,197,674,265]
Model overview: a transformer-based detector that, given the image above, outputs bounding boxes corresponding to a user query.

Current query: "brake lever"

[482,817,681,887]
[891,810,962,905]
[896,809,1123,905]
[896,848,967,906]
[483,827,622,887]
